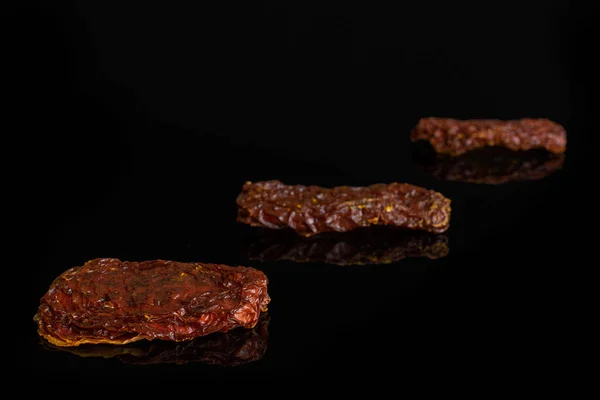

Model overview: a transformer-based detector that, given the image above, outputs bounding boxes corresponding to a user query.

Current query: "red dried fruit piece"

[34,258,270,347]
[411,117,566,156]
[236,180,451,236]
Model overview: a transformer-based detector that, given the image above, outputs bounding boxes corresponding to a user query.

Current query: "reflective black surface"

[245,227,448,265]
[413,145,566,185]
[14,1,594,386]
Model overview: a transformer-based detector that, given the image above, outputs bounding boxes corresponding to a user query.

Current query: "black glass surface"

[14,2,594,385]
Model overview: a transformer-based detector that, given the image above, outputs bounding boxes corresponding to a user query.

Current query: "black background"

[12,1,597,386]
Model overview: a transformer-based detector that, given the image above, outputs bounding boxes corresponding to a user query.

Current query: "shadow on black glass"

[245,227,448,266]
[39,314,270,366]
[412,143,565,184]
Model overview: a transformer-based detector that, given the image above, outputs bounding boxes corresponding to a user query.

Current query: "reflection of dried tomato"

[411,117,567,156]
[34,258,270,347]
[246,228,448,266]
[236,180,451,236]
[41,314,270,367]
[416,148,565,185]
